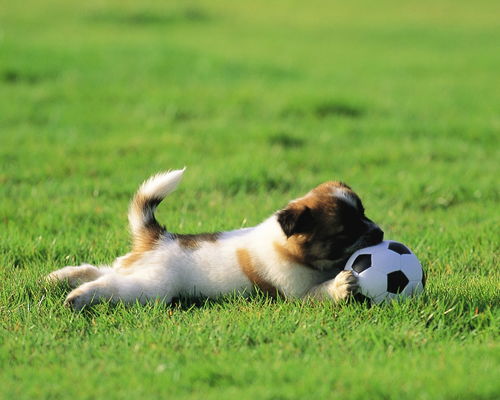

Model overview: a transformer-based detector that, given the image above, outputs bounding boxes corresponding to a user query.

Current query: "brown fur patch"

[273,240,309,267]
[126,191,166,268]
[298,181,350,211]
[119,251,144,268]
[133,225,165,252]
[175,232,221,249]
[120,226,165,268]
[236,248,280,296]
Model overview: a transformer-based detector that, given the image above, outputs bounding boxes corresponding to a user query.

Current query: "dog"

[47,168,384,310]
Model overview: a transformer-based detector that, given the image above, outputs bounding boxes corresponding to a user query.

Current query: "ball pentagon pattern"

[387,270,409,294]
[351,254,372,274]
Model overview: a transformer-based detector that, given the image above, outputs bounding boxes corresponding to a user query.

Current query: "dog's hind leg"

[46,265,112,288]
[64,269,176,310]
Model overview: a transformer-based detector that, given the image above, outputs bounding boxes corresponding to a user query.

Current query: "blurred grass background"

[0,1,499,399]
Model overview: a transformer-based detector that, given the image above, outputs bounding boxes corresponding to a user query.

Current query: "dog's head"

[276,181,383,270]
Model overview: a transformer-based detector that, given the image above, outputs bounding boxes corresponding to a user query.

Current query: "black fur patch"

[277,206,315,238]
[173,232,221,249]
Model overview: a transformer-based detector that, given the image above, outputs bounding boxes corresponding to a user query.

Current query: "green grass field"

[1,0,499,398]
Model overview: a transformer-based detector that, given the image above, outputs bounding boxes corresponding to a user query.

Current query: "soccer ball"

[344,240,425,304]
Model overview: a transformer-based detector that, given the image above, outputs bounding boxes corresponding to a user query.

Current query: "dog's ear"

[277,205,315,238]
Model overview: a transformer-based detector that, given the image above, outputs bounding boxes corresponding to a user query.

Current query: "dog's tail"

[128,168,185,251]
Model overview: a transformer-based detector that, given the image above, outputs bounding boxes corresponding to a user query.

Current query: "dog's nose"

[367,227,384,245]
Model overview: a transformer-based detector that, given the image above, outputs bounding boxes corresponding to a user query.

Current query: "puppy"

[47,168,383,310]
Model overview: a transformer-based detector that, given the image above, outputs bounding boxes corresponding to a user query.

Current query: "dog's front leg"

[64,271,175,310]
[306,271,358,302]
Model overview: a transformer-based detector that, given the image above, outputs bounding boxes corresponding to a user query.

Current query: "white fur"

[332,187,357,208]
[47,169,358,309]
[139,168,185,199]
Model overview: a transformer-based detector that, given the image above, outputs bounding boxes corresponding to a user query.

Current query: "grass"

[0,0,499,399]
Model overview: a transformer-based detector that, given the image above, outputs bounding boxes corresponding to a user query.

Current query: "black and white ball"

[344,240,425,304]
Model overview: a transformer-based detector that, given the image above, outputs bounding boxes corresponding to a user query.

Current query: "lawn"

[0,0,499,399]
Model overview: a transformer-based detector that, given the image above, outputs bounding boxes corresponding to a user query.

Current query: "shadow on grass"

[216,173,293,195]
[281,99,365,120]
[86,7,210,26]
[314,101,364,119]
[2,69,42,85]
[1,67,58,86]
[49,289,377,320]
[268,132,306,149]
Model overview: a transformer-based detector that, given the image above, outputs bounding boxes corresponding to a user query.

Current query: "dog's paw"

[330,270,359,301]
[64,283,105,310]
[45,270,63,284]
[65,288,91,310]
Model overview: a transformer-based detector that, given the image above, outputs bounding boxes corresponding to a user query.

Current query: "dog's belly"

[126,240,255,298]
[177,245,255,298]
